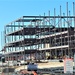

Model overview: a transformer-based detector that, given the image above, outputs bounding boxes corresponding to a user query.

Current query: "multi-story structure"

[2,2,75,61]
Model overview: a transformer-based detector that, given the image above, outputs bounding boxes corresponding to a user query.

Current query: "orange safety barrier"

[32,71,38,75]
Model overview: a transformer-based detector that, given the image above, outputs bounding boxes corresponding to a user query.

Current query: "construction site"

[1,2,75,75]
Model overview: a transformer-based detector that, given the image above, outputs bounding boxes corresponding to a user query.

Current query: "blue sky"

[0,0,74,51]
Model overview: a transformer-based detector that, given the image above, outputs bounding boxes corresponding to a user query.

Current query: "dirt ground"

[15,61,64,71]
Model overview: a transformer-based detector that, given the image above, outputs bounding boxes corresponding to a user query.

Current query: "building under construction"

[2,2,75,61]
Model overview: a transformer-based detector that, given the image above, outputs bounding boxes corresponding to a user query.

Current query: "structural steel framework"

[2,2,75,61]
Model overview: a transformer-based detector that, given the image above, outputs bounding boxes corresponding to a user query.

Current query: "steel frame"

[2,2,75,62]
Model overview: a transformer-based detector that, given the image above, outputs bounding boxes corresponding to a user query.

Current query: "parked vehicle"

[27,62,38,71]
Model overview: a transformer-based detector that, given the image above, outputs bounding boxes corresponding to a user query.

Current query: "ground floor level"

[4,48,75,61]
